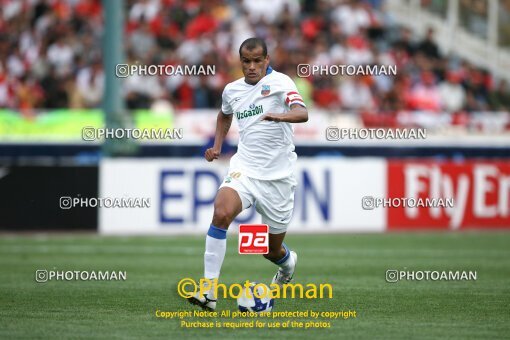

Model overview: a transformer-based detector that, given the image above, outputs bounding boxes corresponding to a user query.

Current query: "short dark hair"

[239,37,267,57]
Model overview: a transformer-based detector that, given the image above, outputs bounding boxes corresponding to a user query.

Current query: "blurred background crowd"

[1,0,509,115]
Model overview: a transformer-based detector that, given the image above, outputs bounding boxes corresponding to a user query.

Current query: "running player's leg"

[188,186,243,311]
[264,232,286,262]
[265,231,297,286]
[205,187,242,281]
[254,176,298,286]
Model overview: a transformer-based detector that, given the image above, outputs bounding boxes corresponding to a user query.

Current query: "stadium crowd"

[0,0,509,114]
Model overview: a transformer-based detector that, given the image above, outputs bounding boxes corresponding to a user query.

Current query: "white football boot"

[271,251,297,287]
[187,291,217,311]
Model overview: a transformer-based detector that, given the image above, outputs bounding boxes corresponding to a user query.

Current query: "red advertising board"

[238,224,269,254]
[387,160,510,230]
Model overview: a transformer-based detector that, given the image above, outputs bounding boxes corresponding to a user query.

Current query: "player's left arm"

[261,76,308,123]
[261,104,308,123]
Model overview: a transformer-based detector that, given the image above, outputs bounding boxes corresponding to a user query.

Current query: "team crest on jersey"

[261,85,270,96]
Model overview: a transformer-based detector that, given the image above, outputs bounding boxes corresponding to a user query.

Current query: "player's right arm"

[205,110,233,162]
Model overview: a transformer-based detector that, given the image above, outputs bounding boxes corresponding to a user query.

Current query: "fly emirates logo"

[390,163,510,229]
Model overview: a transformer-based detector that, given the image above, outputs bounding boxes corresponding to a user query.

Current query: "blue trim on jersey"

[207,225,227,239]
[274,242,290,265]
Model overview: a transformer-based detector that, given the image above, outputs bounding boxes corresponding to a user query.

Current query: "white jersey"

[221,67,306,180]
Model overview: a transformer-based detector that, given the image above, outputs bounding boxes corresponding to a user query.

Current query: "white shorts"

[219,170,297,234]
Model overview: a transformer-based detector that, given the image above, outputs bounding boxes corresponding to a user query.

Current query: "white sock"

[279,251,295,274]
[274,243,295,274]
[203,225,227,297]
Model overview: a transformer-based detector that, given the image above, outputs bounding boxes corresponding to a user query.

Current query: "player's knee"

[211,208,234,229]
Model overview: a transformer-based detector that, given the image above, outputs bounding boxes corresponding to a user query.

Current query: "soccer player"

[188,38,308,311]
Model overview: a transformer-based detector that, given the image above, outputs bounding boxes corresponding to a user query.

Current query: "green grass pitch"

[1,231,509,339]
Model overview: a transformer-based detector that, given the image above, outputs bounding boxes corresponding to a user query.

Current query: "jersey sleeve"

[281,76,306,108]
[221,87,233,115]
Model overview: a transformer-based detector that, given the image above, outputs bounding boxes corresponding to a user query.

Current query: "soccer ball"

[237,282,274,312]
